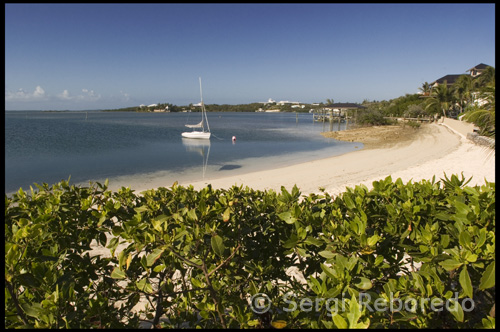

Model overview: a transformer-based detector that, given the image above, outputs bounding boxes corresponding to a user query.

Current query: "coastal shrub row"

[5,174,495,328]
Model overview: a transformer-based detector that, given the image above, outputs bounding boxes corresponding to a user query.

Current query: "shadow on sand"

[219,164,242,171]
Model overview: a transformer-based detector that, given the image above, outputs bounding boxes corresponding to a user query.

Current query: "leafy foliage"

[356,109,395,126]
[5,175,495,328]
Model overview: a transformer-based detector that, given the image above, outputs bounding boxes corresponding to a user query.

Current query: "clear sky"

[5,3,496,110]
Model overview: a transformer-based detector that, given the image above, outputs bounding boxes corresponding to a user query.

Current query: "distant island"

[102,101,326,113]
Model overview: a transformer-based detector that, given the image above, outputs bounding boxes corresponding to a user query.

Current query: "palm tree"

[326,98,334,105]
[462,83,495,136]
[452,75,474,113]
[425,81,455,118]
[474,66,495,89]
[419,82,431,96]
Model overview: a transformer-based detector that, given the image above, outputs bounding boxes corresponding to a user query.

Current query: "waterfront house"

[317,103,367,123]
[323,103,367,114]
[429,74,462,89]
[466,63,490,77]
[426,63,493,111]
[429,63,491,89]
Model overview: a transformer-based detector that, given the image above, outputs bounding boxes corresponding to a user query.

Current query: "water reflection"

[182,138,211,178]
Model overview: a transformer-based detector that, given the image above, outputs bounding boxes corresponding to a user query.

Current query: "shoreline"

[178,123,495,195]
[8,122,494,197]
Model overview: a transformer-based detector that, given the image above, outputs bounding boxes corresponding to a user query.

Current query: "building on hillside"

[429,74,462,89]
[466,63,490,77]
[277,100,300,106]
[426,63,493,113]
[428,63,491,89]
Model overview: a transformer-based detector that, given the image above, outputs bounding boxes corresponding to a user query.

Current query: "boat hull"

[181,131,211,139]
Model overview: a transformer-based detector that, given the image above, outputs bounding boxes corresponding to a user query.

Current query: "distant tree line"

[105,102,325,113]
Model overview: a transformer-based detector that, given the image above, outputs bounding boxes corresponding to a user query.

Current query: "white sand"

[179,123,495,196]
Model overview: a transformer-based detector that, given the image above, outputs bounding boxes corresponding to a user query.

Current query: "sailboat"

[182,77,211,139]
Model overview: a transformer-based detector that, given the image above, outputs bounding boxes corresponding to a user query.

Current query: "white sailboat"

[182,77,211,139]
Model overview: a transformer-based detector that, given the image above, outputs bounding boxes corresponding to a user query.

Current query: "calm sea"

[5,111,359,194]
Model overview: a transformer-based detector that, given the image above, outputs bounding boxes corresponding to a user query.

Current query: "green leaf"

[346,295,362,328]
[211,235,225,257]
[146,248,164,267]
[296,247,310,258]
[278,211,297,224]
[21,303,42,318]
[153,264,166,273]
[479,262,495,290]
[134,205,149,214]
[367,234,380,247]
[152,215,168,232]
[447,299,464,322]
[321,263,337,280]
[353,277,372,290]
[304,236,323,247]
[439,259,463,271]
[187,209,198,221]
[111,267,126,279]
[343,194,356,210]
[318,250,336,259]
[136,278,154,294]
[222,207,231,222]
[283,234,299,249]
[459,265,473,299]
[459,231,472,248]
[332,313,348,329]
[440,234,450,248]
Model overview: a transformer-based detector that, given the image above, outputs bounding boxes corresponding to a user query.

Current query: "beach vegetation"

[362,94,429,119]
[461,84,495,137]
[425,82,456,118]
[405,120,421,129]
[419,82,431,96]
[5,175,495,329]
[356,109,394,126]
[461,71,495,137]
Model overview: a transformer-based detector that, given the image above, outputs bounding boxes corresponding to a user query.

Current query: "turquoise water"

[5,111,358,194]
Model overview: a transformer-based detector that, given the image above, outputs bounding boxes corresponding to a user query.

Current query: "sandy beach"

[179,122,495,195]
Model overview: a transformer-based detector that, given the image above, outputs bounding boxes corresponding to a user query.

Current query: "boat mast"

[199,77,210,133]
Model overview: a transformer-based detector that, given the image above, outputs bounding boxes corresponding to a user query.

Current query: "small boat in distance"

[182,77,211,139]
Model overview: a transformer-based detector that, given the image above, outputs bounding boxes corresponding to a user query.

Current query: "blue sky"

[5,3,496,110]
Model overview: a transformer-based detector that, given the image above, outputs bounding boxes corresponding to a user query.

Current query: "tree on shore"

[452,75,474,113]
[425,81,455,118]
[462,83,495,136]
[419,82,431,96]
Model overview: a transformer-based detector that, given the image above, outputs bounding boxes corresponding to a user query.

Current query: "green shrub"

[357,110,393,126]
[406,120,421,129]
[5,174,495,328]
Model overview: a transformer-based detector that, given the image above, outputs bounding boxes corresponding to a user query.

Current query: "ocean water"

[5,111,359,194]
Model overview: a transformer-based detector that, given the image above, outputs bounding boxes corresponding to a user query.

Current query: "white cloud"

[58,89,72,100]
[33,86,45,98]
[80,88,101,101]
[55,88,101,102]
[5,85,46,101]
